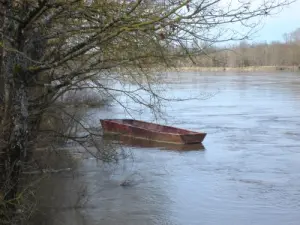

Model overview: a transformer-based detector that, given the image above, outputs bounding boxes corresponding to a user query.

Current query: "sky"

[249,0,300,42]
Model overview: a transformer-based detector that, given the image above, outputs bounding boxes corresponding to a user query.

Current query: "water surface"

[32,71,300,225]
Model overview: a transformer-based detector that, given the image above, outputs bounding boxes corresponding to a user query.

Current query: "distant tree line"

[175,28,300,68]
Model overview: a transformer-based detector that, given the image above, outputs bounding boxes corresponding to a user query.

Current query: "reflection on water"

[102,134,205,151]
[30,72,300,225]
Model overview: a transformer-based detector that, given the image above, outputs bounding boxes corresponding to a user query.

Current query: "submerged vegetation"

[0,0,296,224]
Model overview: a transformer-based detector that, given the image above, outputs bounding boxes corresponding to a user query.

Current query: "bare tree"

[185,26,300,69]
[0,0,296,223]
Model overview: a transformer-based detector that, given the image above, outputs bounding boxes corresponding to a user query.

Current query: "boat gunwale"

[101,119,206,136]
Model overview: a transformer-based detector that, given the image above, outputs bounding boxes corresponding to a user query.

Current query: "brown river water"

[31,72,300,225]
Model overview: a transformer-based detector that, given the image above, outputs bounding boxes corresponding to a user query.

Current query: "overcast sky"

[250,0,300,42]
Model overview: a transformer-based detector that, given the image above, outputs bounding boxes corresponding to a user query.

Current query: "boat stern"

[180,133,207,144]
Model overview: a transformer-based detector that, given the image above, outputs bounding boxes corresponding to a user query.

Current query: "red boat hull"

[103,134,205,151]
[100,119,206,144]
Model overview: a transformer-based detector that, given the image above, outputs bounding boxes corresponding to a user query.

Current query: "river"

[30,71,300,225]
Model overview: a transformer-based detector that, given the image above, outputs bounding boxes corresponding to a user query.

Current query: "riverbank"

[168,65,300,72]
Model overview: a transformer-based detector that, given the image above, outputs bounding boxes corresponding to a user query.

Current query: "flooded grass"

[56,89,112,108]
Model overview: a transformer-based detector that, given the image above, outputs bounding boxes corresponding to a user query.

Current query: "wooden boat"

[103,134,205,151]
[100,119,206,144]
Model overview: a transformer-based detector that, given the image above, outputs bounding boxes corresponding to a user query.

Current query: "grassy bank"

[168,66,300,72]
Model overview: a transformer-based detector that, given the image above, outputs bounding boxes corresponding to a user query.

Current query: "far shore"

[167,65,300,72]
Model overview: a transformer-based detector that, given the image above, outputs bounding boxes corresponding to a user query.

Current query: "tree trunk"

[0,2,6,105]
[0,69,29,223]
